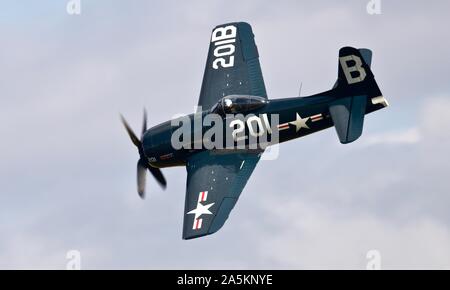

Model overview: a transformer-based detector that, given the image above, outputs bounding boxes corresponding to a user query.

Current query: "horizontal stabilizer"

[329,95,367,144]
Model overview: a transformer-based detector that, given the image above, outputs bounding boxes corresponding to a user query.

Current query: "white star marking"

[187,202,215,221]
[289,113,310,132]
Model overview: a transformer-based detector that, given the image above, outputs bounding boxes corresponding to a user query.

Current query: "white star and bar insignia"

[289,113,310,132]
[277,113,324,132]
[187,191,215,230]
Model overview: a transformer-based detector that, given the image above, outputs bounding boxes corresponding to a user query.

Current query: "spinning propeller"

[120,110,166,199]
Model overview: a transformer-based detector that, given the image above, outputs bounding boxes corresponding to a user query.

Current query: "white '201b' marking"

[211,26,237,69]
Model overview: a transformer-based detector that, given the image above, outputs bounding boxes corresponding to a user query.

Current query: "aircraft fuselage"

[142,92,386,168]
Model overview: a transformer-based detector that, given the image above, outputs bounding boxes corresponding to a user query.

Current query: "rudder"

[329,47,387,144]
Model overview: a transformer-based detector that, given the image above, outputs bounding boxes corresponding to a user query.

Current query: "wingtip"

[182,231,212,240]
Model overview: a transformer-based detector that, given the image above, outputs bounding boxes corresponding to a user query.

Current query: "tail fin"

[334,47,379,96]
[332,48,372,89]
[329,47,388,144]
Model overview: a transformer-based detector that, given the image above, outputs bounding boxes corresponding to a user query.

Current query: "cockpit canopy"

[211,95,267,115]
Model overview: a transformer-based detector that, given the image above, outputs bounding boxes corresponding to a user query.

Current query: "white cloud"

[363,127,421,146]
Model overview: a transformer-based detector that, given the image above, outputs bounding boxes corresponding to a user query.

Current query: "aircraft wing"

[197,22,267,111]
[182,150,262,239]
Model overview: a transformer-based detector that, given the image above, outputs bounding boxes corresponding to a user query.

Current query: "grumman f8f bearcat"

[121,22,389,239]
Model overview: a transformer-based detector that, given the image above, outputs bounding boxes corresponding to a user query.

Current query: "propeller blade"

[122,112,167,199]
[120,115,141,148]
[137,159,147,199]
[148,166,167,189]
[142,108,147,137]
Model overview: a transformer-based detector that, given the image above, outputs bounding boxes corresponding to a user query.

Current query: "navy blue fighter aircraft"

[121,22,389,239]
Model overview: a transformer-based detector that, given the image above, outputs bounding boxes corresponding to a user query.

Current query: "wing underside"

[182,150,262,239]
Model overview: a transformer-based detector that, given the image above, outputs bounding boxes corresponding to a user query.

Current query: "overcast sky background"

[1,0,450,269]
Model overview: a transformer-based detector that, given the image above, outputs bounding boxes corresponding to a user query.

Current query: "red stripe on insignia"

[310,114,323,122]
[194,219,199,230]
[277,123,289,130]
[198,191,208,202]
[193,218,203,230]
